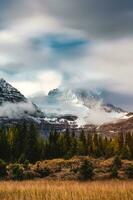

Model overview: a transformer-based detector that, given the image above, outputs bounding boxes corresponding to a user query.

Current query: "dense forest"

[0,122,132,163]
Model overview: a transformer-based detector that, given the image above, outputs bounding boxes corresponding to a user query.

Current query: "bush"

[23,170,40,180]
[70,167,79,174]
[0,159,7,177]
[7,164,24,180]
[79,159,94,180]
[35,166,51,178]
[125,165,133,178]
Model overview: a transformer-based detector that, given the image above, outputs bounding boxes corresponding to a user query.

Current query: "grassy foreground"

[0,180,133,200]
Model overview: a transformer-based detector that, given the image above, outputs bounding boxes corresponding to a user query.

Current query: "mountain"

[0,78,44,118]
[0,79,131,136]
[0,78,26,104]
[31,88,126,126]
[0,79,78,134]
[97,112,133,137]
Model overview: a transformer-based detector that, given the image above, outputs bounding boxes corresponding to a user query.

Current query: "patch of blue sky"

[31,34,89,55]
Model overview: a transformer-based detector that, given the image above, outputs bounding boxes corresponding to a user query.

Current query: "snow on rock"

[31,88,126,126]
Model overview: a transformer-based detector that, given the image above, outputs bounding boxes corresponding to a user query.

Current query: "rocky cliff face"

[0,78,26,104]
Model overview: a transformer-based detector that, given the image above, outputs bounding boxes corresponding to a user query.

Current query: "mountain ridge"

[31,87,126,126]
[0,79,130,136]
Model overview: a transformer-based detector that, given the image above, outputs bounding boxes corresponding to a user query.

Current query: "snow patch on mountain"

[31,88,126,126]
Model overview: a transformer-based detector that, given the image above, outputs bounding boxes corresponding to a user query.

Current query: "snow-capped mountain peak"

[31,88,126,126]
[0,78,26,104]
[0,80,128,135]
[0,79,43,118]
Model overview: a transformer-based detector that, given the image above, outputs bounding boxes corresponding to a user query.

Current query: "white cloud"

[59,38,133,98]
[38,71,62,93]
[0,102,36,118]
[31,89,125,125]
[11,71,62,96]
[0,0,132,110]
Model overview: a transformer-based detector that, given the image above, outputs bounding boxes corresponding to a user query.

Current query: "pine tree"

[79,129,87,156]
[93,134,101,157]
[79,159,94,180]
[118,132,125,153]
[86,133,93,156]
[37,136,45,160]
[113,155,122,169]
[0,128,10,161]
[111,166,118,178]
[24,123,39,163]
[17,122,28,159]
[125,132,133,159]
[69,131,77,157]
[121,145,131,160]
[63,128,72,158]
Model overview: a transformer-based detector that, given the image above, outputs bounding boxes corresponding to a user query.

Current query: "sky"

[0,0,133,110]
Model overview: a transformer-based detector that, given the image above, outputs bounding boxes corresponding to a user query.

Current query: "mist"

[0,101,36,118]
[31,89,125,126]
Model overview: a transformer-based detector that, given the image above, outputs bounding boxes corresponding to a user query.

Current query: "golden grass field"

[0,180,133,200]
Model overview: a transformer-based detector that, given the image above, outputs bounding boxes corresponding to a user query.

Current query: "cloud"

[59,38,133,95]
[31,89,125,125]
[0,16,87,96]
[0,102,36,118]
[10,71,62,96]
[2,0,133,39]
[0,0,132,111]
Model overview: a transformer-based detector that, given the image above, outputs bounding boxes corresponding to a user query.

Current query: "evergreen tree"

[113,155,122,169]
[111,166,118,178]
[79,130,87,156]
[93,134,101,157]
[125,165,133,178]
[17,122,28,159]
[63,128,72,158]
[86,133,93,156]
[0,124,132,163]
[24,123,39,163]
[121,145,131,160]
[37,136,45,160]
[125,132,133,159]
[79,159,94,180]
[117,132,125,154]
[0,128,10,161]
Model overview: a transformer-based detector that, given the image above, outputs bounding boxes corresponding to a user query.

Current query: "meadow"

[0,180,133,200]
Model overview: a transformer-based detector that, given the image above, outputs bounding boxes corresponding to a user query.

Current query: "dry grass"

[0,180,132,200]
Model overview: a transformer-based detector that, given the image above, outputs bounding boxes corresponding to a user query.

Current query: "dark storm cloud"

[35,0,133,38]
[1,0,133,38]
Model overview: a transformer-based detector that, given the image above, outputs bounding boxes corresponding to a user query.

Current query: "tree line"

[0,123,133,163]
